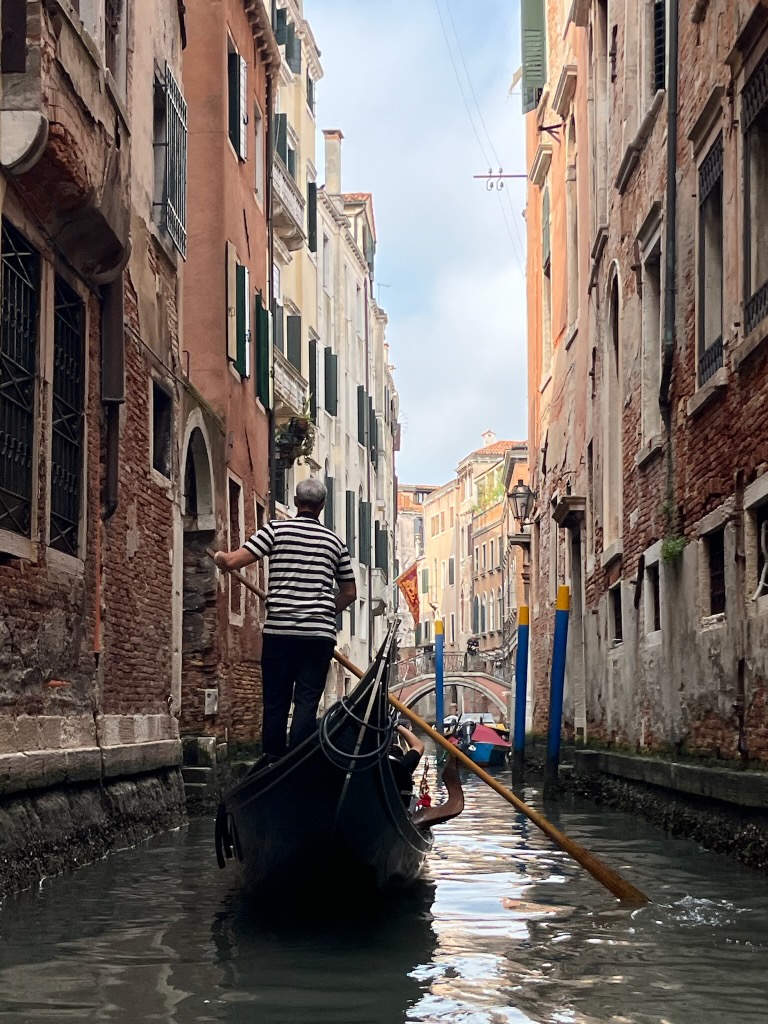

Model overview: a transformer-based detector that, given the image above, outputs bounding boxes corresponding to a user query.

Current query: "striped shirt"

[244,514,355,639]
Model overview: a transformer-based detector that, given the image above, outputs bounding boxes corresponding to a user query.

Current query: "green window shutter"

[415,623,422,646]
[357,385,366,445]
[228,52,240,152]
[286,22,301,74]
[274,7,287,44]
[345,490,356,558]
[307,182,317,253]
[238,56,248,161]
[542,186,551,266]
[324,476,334,529]
[255,292,270,407]
[275,112,288,165]
[308,337,317,421]
[368,398,376,464]
[521,0,547,114]
[349,601,355,637]
[286,314,301,371]
[324,347,338,415]
[234,263,249,376]
[359,501,371,566]
[421,567,429,593]
[272,300,284,354]
[449,557,455,586]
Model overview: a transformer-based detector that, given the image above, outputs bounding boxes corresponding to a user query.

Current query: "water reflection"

[1,767,768,1023]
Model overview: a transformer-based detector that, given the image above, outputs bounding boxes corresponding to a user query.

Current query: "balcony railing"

[699,336,723,386]
[273,347,308,415]
[272,157,305,251]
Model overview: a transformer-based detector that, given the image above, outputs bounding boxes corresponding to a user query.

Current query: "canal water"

[1,765,767,1024]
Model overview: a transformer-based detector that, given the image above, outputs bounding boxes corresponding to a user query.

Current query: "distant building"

[395,485,435,649]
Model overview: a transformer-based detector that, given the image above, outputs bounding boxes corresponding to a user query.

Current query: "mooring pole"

[544,586,570,796]
[512,605,530,775]
[434,618,445,734]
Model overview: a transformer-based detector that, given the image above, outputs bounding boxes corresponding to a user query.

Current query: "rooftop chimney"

[481,429,496,448]
[323,129,344,194]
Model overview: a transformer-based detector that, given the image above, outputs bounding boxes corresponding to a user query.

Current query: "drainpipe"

[659,0,679,532]
[267,68,277,519]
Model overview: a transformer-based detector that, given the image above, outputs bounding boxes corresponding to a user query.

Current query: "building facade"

[394,484,434,649]
[0,0,188,885]
[522,0,768,759]
[181,0,279,745]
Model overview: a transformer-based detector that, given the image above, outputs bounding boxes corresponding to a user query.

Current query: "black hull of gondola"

[215,630,433,899]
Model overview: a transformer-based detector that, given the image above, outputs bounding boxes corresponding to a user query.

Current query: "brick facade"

[525,0,768,761]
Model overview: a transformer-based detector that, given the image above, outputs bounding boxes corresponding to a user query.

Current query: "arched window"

[472,596,479,633]
[498,587,503,627]
[481,595,487,633]
[489,593,495,632]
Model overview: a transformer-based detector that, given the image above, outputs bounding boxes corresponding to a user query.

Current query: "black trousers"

[261,633,336,757]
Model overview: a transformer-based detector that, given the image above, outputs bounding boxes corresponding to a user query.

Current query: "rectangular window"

[450,613,456,644]
[324,475,334,530]
[1,0,27,73]
[274,464,288,507]
[414,517,424,553]
[254,104,265,199]
[0,221,39,538]
[755,503,768,599]
[542,187,552,373]
[286,313,301,372]
[285,20,301,74]
[234,263,251,378]
[744,53,768,335]
[440,511,445,532]
[306,69,315,115]
[228,478,242,614]
[105,0,123,78]
[421,567,429,594]
[653,0,666,93]
[324,347,338,415]
[153,63,188,258]
[50,277,85,556]
[349,599,355,637]
[698,134,724,384]
[450,508,455,528]
[474,546,479,572]
[646,563,661,633]
[152,382,173,478]
[227,44,247,160]
[357,385,367,445]
[322,234,331,290]
[308,337,317,422]
[441,560,446,590]
[707,528,726,615]
[359,500,371,566]
[611,585,623,644]
[490,539,495,568]
[448,557,455,586]
[641,235,662,438]
[255,291,270,408]
[345,490,356,559]
[482,544,487,570]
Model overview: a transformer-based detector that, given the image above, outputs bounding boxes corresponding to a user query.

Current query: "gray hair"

[295,478,327,508]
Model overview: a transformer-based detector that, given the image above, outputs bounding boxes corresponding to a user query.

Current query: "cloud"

[305,0,528,483]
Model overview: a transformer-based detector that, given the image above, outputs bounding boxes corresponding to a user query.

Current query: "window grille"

[105,0,122,76]
[50,278,84,556]
[653,0,666,93]
[0,221,39,538]
[708,530,726,615]
[743,50,768,133]
[156,63,188,258]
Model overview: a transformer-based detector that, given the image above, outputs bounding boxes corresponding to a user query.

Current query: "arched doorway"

[180,420,217,734]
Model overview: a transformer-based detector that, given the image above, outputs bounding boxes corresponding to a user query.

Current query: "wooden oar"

[207,549,267,600]
[334,648,649,905]
[209,553,649,903]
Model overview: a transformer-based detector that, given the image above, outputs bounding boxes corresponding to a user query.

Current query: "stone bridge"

[391,651,515,720]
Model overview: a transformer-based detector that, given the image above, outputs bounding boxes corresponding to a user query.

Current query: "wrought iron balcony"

[272,157,306,252]
[699,336,724,386]
[273,348,309,416]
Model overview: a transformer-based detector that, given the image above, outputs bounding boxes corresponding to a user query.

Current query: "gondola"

[215,626,464,898]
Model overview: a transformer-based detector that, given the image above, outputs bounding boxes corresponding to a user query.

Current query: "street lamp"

[508,479,535,530]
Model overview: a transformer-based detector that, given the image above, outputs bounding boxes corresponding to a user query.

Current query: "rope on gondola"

[415,757,432,810]
[317,695,396,771]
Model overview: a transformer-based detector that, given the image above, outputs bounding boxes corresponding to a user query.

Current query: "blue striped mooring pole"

[512,605,530,771]
[544,585,570,793]
[434,618,445,735]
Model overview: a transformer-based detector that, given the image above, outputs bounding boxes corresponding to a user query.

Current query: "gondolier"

[214,478,356,765]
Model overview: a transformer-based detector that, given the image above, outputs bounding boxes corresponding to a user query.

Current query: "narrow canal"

[1,763,767,1023]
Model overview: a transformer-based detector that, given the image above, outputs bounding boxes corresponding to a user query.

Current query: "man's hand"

[213,548,258,572]
[334,580,357,613]
[397,724,425,757]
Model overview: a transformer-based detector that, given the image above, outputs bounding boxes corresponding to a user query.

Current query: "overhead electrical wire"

[432,0,526,276]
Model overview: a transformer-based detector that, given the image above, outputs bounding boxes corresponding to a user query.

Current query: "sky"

[305,0,528,485]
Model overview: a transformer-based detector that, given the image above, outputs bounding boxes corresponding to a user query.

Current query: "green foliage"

[472,476,506,516]
[661,535,686,564]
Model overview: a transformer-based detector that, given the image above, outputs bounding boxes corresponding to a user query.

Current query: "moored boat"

[447,719,512,767]
[215,627,463,899]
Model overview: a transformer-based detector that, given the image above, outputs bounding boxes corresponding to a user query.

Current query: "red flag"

[396,562,420,626]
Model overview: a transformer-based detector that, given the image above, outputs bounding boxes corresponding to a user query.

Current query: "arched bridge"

[391,650,515,719]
